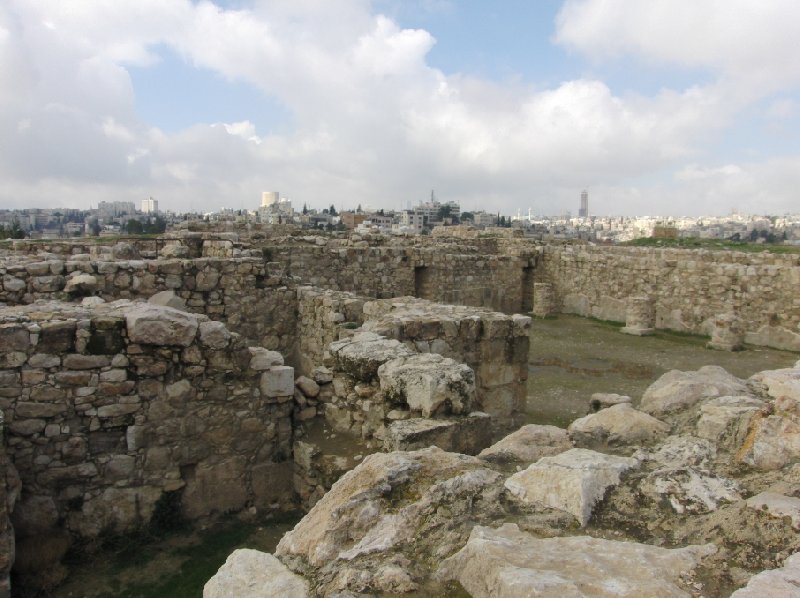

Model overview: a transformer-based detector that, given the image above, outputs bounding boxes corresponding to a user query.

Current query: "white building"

[141,197,159,214]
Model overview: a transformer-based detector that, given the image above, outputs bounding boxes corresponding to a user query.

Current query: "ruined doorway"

[414,265,433,300]
[521,266,534,313]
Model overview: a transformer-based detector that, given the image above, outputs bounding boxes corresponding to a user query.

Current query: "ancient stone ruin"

[0,230,798,596]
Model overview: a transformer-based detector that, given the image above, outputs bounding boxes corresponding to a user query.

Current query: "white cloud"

[0,0,797,215]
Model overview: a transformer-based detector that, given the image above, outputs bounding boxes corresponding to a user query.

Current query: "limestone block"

[69,486,160,537]
[532,283,554,318]
[329,332,414,381]
[65,354,114,371]
[621,295,655,336]
[311,366,333,384]
[504,448,638,527]
[111,242,140,260]
[198,321,231,349]
[737,413,800,471]
[147,290,187,311]
[0,324,29,352]
[634,435,717,469]
[63,274,98,295]
[260,366,295,398]
[295,376,320,398]
[640,365,748,417]
[378,353,475,417]
[159,244,189,259]
[730,552,800,597]
[746,492,800,529]
[204,549,309,598]
[749,366,800,406]
[568,403,670,447]
[27,354,61,368]
[15,402,67,418]
[97,403,141,418]
[438,523,716,598]
[2,276,26,292]
[126,304,199,347]
[383,415,492,455]
[640,467,740,514]
[707,313,744,351]
[248,347,283,370]
[696,396,763,450]
[478,424,572,464]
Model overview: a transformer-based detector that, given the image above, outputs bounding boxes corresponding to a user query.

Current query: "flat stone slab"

[478,424,572,464]
[641,466,741,514]
[438,523,716,598]
[329,332,414,381]
[384,414,492,455]
[204,548,309,598]
[504,448,638,527]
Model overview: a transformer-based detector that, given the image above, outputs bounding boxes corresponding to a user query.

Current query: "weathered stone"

[378,353,475,417]
[198,320,231,349]
[183,456,248,518]
[97,403,141,418]
[730,552,800,597]
[15,402,67,418]
[746,492,800,529]
[311,366,333,384]
[62,354,111,369]
[111,242,140,260]
[749,366,800,406]
[9,419,46,436]
[696,395,763,450]
[0,324,29,352]
[295,376,320,398]
[204,549,310,598]
[568,403,670,447]
[438,523,716,598]
[504,448,638,527]
[248,347,284,370]
[148,290,187,311]
[620,295,655,336]
[277,448,503,569]
[64,274,98,295]
[384,414,492,455]
[640,365,748,417]
[125,304,199,347]
[640,467,740,514]
[260,366,295,398]
[28,353,61,368]
[329,332,414,381]
[708,312,745,351]
[478,424,572,464]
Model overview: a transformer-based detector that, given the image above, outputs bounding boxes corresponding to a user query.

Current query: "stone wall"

[0,254,299,356]
[538,245,800,351]
[0,422,19,598]
[0,300,296,587]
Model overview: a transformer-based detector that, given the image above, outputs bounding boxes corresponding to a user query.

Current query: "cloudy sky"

[1,0,799,217]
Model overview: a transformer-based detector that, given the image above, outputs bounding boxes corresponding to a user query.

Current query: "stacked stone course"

[0,300,296,588]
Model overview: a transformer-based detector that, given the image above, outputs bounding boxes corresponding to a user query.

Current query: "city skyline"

[1,1,799,217]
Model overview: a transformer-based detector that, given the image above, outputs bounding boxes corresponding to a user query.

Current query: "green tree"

[126,219,144,234]
[329,204,338,216]
[460,211,473,222]
[302,203,308,215]
[0,220,26,239]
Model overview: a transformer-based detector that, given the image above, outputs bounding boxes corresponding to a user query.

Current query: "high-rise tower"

[579,190,588,218]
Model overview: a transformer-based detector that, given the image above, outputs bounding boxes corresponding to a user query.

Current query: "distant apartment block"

[579,190,588,218]
[141,197,159,214]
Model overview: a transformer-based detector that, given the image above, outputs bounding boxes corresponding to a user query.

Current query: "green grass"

[622,237,800,254]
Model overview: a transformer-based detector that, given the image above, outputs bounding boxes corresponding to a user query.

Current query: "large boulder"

[383,414,492,455]
[639,467,741,514]
[63,274,98,296]
[696,396,764,452]
[148,290,187,311]
[640,366,748,418]
[276,447,505,595]
[125,303,199,347]
[478,424,572,464]
[378,353,475,417]
[568,403,670,448]
[438,523,716,598]
[749,367,800,406]
[504,448,638,527]
[204,549,309,598]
